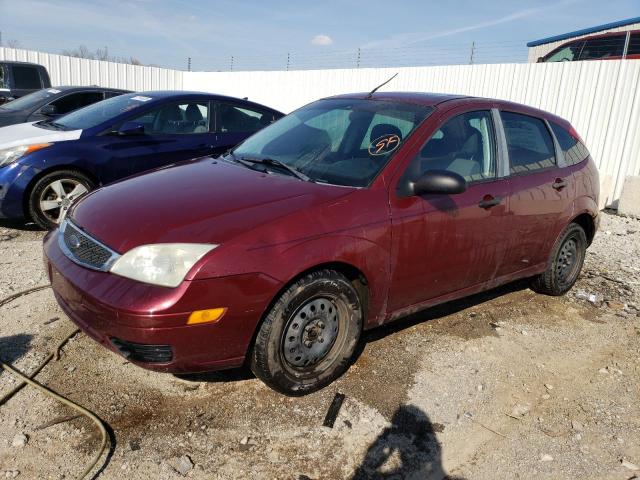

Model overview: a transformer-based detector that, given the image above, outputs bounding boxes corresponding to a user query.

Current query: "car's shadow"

[0,218,42,232]
[176,280,530,386]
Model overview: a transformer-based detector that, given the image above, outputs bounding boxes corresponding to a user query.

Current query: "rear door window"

[216,103,275,134]
[579,35,625,60]
[50,91,105,115]
[0,66,7,89]
[11,65,42,89]
[549,123,590,166]
[501,112,556,174]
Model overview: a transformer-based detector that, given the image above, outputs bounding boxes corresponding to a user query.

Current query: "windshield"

[233,99,432,187]
[50,93,155,130]
[0,88,60,111]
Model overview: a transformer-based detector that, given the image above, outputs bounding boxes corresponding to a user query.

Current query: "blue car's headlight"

[0,143,52,167]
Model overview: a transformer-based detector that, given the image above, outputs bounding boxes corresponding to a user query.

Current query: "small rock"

[544,384,553,390]
[11,434,28,448]
[541,394,551,400]
[4,471,20,479]
[511,404,530,417]
[540,454,554,462]
[571,420,584,431]
[598,367,609,374]
[170,455,194,476]
[476,384,484,392]
[66,366,76,373]
[622,460,639,471]
[128,439,140,451]
[520,330,528,336]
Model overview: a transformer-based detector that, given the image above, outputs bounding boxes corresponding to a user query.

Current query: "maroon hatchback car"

[44,92,599,395]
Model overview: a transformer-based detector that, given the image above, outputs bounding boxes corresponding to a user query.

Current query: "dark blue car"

[0,91,283,228]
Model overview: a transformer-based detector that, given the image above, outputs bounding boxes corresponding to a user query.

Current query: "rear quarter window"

[550,122,590,166]
[628,33,640,56]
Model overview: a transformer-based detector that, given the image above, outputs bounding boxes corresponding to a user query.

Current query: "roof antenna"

[366,72,398,98]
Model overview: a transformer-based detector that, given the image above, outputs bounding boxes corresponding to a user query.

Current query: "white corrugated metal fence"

[0,47,183,91]
[0,46,637,206]
[186,61,640,206]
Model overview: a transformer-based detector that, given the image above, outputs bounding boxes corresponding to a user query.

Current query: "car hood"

[0,110,27,128]
[70,158,355,253]
[0,121,81,149]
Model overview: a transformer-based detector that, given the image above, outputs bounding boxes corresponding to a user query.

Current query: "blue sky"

[1,0,638,70]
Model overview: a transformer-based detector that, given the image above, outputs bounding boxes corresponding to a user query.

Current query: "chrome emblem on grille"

[68,234,81,249]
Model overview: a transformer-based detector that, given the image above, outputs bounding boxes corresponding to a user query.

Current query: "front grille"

[110,337,173,363]
[59,220,119,271]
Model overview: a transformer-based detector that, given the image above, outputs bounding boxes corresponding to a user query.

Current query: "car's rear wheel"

[250,269,363,395]
[28,170,94,230]
[531,222,587,296]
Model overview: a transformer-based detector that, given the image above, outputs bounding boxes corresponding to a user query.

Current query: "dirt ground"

[0,212,639,480]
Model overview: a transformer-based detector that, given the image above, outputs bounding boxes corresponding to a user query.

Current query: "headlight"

[0,143,52,167]
[110,243,218,288]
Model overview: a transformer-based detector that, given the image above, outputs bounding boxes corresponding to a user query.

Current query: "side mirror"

[410,170,467,196]
[117,121,145,136]
[40,104,57,116]
[537,56,545,63]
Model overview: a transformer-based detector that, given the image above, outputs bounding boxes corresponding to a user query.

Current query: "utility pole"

[0,31,3,47]
[356,48,361,68]
[469,41,475,65]
[187,57,191,71]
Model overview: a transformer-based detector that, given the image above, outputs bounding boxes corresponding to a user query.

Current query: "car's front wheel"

[531,222,587,296]
[250,269,363,395]
[28,170,94,230]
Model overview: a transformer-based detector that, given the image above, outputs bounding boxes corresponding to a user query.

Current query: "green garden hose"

[0,285,110,479]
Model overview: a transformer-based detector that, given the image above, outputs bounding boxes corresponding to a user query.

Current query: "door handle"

[478,195,502,209]
[552,178,567,190]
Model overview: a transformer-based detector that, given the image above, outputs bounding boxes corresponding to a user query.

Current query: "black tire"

[28,170,94,230]
[531,222,587,296]
[250,269,363,396]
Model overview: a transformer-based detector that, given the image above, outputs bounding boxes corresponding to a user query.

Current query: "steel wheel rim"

[282,296,340,369]
[39,179,88,224]
[557,237,579,283]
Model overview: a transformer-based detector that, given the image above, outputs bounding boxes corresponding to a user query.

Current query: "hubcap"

[557,237,578,282]
[283,297,339,368]
[39,179,88,224]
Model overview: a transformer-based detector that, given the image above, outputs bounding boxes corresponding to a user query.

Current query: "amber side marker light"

[187,308,227,325]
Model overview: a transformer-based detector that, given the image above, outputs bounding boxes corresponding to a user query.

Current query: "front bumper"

[44,230,282,373]
[0,162,35,219]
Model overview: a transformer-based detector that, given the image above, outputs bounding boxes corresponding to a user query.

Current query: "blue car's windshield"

[50,93,155,131]
[0,88,60,111]
[232,98,432,187]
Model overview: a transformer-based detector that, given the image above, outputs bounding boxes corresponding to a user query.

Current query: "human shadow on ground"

[0,333,34,365]
[352,404,463,480]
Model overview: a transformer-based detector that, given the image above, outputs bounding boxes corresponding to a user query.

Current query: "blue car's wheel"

[28,170,94,230]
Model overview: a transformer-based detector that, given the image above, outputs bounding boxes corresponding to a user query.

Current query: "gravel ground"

[0,212,639,480]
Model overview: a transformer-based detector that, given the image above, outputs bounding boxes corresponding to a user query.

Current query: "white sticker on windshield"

[47,89,61,94]
[131,95,152,102]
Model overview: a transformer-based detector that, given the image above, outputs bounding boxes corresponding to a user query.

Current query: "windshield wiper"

[241,156,311,182]
[37,120,67,131]
[221,151,254,168]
